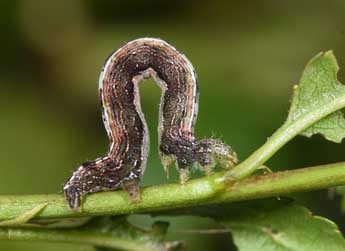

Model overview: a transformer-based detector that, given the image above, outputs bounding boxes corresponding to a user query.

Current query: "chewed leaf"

[287,51,345,143]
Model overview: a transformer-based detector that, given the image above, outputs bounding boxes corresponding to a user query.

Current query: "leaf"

[287,51,345,143]
[157,199,345,251]
[85,216,185,251]
[218,200,345,251]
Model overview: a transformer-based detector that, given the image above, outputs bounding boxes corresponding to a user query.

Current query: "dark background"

[1,1,345,250]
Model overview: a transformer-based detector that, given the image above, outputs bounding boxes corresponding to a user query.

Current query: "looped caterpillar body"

[64,38,238,210]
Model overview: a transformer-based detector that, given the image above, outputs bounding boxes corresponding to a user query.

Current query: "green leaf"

[218,200,345,251]
[159,199,345,251]
[287,51,345,143]
[85,216,185,251]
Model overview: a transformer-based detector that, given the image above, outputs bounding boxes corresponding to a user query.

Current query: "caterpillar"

[63,38,237,210]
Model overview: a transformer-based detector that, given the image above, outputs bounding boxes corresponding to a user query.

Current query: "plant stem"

[0,227,165,251]
[0,162,345,222]
[226,94,345,180]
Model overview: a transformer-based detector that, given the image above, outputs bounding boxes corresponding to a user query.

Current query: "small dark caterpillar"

[64,38,238,210]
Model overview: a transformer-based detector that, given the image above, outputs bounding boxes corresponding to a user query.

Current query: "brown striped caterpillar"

[64,38,237,210]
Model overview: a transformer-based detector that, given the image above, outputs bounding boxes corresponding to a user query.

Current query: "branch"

[1,162,345,221]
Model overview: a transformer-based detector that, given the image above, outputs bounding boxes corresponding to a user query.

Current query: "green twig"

[225,94,345,180]
[0,162,345,222]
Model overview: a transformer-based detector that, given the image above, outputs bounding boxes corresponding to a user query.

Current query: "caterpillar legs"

[160,138,238,184]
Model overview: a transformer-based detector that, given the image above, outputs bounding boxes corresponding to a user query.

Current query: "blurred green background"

[1,0,345,250]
